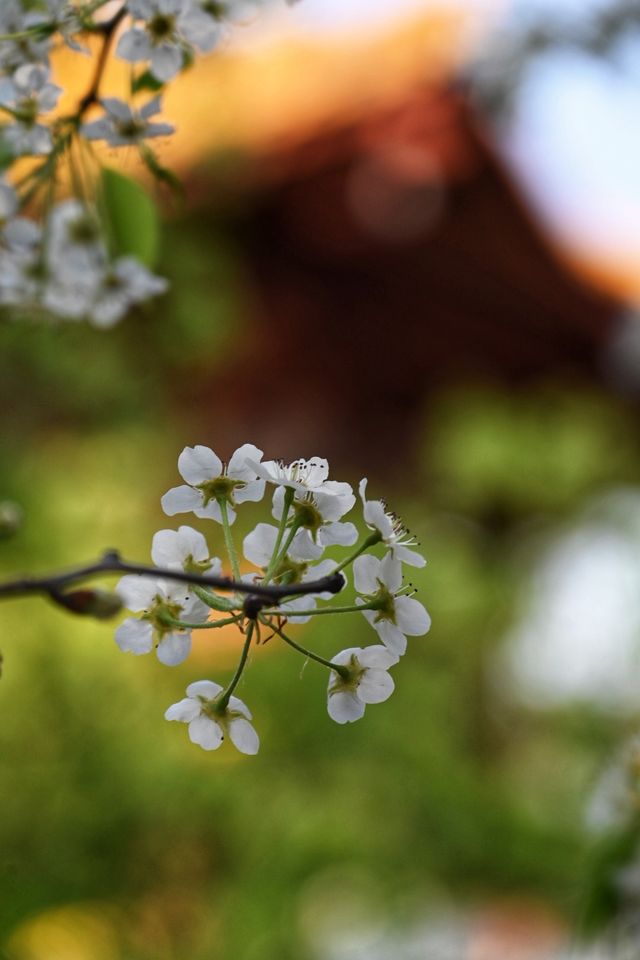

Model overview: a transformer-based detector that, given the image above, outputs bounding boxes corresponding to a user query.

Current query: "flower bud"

[52,588,123,619]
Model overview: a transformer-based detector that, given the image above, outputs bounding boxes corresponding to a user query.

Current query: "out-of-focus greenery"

[2,221,640,958]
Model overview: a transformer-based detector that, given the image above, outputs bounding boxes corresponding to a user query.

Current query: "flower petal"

[327,690,365,724]
[115,617,153,654]
[243,523,278,567]
[117,575,158,611]
[357,645,399,669]
[375,620,407,656]
[188,716,223,750]
[233,479,265,504]
[394,545,427,568]
[358,668,395,704]
[164,696,201,722]
[228,718,260,755]
[177,445,222,485]
[228,695,252,720]
[353,554,381,595]
[379,552,402,593]
[187,679,223,699]
[319,521,358,547]
[394,596,431,636]
[161,484,202,516]
[227,443,263,480]
[156,631,191,666]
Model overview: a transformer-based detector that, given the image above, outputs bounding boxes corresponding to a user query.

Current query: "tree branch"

[0,550,345,609]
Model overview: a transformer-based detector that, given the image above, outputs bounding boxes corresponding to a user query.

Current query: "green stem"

[263,602,376,618]
[262,487,295,583]
[217,621,254,709]
[333,531,382,575]
[164,614,241,630]
[193,585,240,612]
[217,497,241,582]
[266,619,349,679]
[270,518,303,574]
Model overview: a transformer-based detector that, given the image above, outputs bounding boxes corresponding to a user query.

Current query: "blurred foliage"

[2,370,640,958]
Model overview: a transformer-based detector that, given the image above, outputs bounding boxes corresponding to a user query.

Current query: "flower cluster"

[115,443,430,755]
[0,0,266,326]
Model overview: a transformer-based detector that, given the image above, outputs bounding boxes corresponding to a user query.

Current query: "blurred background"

[3,0,640,956]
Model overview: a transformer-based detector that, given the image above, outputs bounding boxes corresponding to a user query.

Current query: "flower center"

[197,475,244,506]
[149,13,175,40]
[291,498,323,537]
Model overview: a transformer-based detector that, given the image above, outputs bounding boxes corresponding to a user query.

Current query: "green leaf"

[131,70,165,94]
[100,166,160,267]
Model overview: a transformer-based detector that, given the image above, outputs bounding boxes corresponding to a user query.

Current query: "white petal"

[101,97,132,121]
[233,478,265,504]
[319,521,358,548]
[358,669,395,704]
[115,617,153,654]
[228,718,259,754]
[194,500,234,524]
[151,528,181,567]
[375,620,407,656]
[314,485,355,520]
[156,631,191,666]
[227,694,252,720]
[139,94,162,120]
[331,647,362,667]
[117,575,158,611]
[188,716,223,750]
[394,545,427,568]
[227,443,263,480]
[363,498,393,538]
[353,554,381,595]
[271,485,286,521]
[164,696,201,722]
[380,553,402,593]
[243,523,278,567]
[394,596,431,636]
[150,43,183,82]
[177,525,209,562]
[289,528,324,562]
[327,690,365,724]
[116,28,152,63]
[281,595,316,623]
[357,645,399,669]
[177,445,222,485]
[186,679,223,699]
[161,484,202,516]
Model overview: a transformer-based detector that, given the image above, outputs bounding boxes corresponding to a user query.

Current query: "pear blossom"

[0,180,41,251]
[0,2,51,73]
[354,552,430,656]
[161,443,265,524]
[151,524,220,574]
[0,64,61,156]
[243,521,341,622]
[271,483,357,557]
[249,456,344,497]
[359,478,426,568]
[87,256,169,329]
[117,0,226,82]
[81,96,174,147]
[115,575,210,665]
[165,680,259,754]
[327,646,398,723]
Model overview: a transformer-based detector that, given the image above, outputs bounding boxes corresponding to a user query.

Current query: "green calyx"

[291,498,323,538]
[145,598,184,633]
[369,584,396,624]
[183,554,212,576]
[197,475,243,507]
[270,555,308,586]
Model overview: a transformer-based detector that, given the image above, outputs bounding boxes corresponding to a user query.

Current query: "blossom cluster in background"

[115,444,430,755]
[0,0,264,326]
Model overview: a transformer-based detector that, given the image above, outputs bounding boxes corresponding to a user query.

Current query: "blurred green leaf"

[100,167,159,267]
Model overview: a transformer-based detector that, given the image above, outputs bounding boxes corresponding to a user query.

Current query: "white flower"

[359,478,426,568]
[271,483,357,558]
[115,575,209,665]
[88,257,169,329]
[118,0,229,81]
[44,199,106,283]
[151,524,221,574]
[354,552,430,656]
[243,521,341,622]
[327,646,398,723]
[0,180,41,252]
[165,680,259,754]
[0,64,61,156]
[81,96,174,147]
[161,443,265,524]
[249,457,350,499]
[0,2,51,72]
